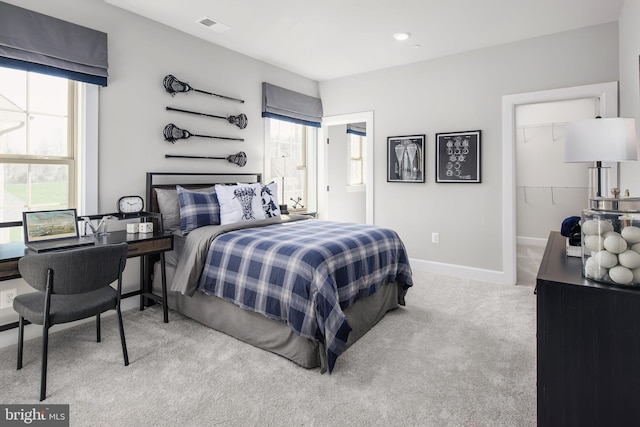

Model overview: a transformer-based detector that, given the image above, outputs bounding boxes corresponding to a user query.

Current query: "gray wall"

[319,22,619,272]
[619,0,640,190]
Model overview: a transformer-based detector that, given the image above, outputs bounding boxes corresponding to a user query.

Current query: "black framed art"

[387,134,425,183]
[435,130,481,183]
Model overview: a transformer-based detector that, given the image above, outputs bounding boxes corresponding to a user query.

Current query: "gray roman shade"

[262,82,323,128]
[0,1,108,86]
[346,122,366,136]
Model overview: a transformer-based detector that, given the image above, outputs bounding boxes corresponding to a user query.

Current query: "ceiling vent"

[196,17,231,33]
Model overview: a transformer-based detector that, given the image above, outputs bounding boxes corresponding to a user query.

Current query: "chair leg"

[116,307,129,366]
[96,313,101,343]
[40,325,49,401]
[17,316,24,370]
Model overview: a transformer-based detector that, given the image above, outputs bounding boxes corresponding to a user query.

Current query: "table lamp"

[270,156,294,214]
[564,117,638,201]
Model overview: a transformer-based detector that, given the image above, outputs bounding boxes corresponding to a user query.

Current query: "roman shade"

[346,122,366,136]
[0,1,108,86]
[262,82,323,128]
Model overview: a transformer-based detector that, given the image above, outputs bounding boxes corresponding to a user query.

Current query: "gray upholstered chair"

[13,242,130,401]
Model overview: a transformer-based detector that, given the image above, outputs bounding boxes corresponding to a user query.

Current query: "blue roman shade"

[0,1,108,86]
[346,122,366,136]
[262,82,323,128]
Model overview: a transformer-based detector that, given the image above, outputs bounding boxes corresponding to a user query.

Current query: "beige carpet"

[0,268,537,426]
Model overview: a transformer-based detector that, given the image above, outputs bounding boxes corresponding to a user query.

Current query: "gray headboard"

[145,172,263,215]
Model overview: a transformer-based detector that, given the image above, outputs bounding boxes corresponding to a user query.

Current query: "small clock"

[117,195,144,214]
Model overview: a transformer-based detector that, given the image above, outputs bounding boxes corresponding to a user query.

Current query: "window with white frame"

[349,133,364,186]
[267,119,315,212]
[0,67,81,243]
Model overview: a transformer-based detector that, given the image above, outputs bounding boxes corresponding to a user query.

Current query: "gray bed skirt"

[153,262,402,372]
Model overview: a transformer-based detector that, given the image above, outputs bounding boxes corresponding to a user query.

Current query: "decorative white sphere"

[618,250,640,269]
[594,250,618,269]
[584,235,605,252]
[603,231,621,240]
[585,256,608,280]
[622,226,640,244]
[610,265,634,285]
[582,219,614,235]
[604,235,627,254]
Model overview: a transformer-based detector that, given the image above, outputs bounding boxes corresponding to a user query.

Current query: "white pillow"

[215,183,267,225]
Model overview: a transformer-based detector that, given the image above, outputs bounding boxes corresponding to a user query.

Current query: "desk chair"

[13,243,130,401]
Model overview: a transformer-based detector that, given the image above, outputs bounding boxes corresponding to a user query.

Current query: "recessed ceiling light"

[393,32,411,41]
[411,44,421,49]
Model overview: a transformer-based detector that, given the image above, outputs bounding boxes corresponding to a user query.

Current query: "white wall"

[619,0,640,190]
[319,23,619,274]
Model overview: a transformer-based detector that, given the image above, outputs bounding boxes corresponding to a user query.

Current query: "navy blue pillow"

[177,186,220,234]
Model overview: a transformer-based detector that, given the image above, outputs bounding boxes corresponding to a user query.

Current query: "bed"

[147,172,413,372]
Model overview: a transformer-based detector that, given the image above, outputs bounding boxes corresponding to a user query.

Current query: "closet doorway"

[502,82,618,285]
[515,98,601,246]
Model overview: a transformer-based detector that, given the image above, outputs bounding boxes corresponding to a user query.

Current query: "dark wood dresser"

[537,231,640,426]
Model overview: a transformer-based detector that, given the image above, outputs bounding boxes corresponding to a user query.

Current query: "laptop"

[23,208,94,253]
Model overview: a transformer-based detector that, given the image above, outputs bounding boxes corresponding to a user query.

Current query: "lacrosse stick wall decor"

[166,106,247,129]
[165,152,247,167]
[163,123,244,143]
[163,74,244,103]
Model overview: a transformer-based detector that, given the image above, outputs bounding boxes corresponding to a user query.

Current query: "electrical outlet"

[1,288,17,309]
[432,232,440,244]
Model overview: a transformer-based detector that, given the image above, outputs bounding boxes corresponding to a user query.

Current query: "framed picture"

[387,134,425,183]
[435,130,481,183]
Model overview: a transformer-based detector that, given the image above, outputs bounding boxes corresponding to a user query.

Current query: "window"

[0,68,81,243]
[266,119,316,212]
[349,133,364,186]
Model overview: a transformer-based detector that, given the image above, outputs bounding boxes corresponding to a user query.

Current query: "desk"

[0,229,173,327]
[537,231,640,426]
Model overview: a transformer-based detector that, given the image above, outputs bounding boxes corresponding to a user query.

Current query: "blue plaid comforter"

[197,219,413,373]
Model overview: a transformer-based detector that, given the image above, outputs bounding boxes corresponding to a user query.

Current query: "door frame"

[501,82,618,285]
[319,111,374,224]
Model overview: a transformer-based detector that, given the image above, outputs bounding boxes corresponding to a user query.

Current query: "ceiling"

[104,0,624,81]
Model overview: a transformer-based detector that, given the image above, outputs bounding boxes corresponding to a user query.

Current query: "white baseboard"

[517,236,548,247]
[410,258,505,284]
[0,298,139,350]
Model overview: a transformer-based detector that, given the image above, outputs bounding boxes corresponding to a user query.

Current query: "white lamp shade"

[564,117,638,163]
[270,156,296,177]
